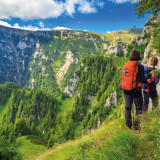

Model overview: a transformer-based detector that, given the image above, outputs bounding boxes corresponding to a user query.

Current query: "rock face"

[141,14,160,66]
[104,42,125,55]
[56,51,77,84]
[64,74,79,97]
[0,24,105,94]
[105,91,117,107]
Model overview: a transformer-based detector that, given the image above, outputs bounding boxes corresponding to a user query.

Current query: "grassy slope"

[16,136,47,160]
[101,28,143,42]
[0,98,10,123]
[59,97,74,114]
[27,105,160,160]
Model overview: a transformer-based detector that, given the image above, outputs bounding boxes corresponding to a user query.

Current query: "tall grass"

[33,107,160,160]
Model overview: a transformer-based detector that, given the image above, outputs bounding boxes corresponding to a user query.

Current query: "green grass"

[16,136,47,160]
[111,57,129,68]
[32,106,160,160]
[101,29,143,43]
[59,97,74,114]
[0,98,10,123]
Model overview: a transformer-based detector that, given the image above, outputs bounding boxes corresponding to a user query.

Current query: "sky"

[0,0,151,34]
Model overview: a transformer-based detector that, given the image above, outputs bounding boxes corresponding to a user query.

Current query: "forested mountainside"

[0,23,143,96]
[0,56,122,140]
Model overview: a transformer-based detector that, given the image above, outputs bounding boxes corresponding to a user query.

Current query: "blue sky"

[0,0,151,33]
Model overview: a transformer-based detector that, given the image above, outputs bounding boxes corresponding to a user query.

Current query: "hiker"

[142,57,159,112]
[120,50,150,129]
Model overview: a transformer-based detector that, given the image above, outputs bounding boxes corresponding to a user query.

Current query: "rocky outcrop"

[17,41,28,50]
[104,42,125,55]
[64,74,79,97]
[87,95,95,100]
[105,91,117,107]
[56,51,77,84]
[140,14,160,66]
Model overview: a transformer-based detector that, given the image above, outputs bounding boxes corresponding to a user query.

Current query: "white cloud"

[106,31,111,33]
[0,0,105,20]
[0,20,53,31]
[0,20,12,27]
[39,22,45,28]
[0,20,72,31]
[13,23,41,31]
[106,30,115,33]
[78,1,97,13]
[53,26,72,30]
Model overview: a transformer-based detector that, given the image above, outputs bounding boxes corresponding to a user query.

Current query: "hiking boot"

[133,120,140,130]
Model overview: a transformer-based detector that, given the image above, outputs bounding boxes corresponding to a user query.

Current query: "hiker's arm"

[154,75,159,84]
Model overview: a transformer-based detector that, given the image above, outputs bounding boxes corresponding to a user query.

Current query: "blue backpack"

[142,66,151,89]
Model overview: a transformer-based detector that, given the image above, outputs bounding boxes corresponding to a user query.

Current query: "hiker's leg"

[133,91,143,129]
[124,92,133,128]
[142,91,149,112]
[134,91,143,116]
[150,91,158,109]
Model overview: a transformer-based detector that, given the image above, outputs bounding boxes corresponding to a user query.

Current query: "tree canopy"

[134,0,160,17]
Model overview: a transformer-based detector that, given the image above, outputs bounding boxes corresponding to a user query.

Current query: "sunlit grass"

[16,136,47,160]
[32,107,160,160]
[0,98,10,123]
[59,97,74,114]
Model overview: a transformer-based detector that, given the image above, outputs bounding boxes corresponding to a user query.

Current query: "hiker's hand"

[147,79,151,84]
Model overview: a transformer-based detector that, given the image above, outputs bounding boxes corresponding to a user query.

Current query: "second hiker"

[142,57,159,112]
[120,50,150,129]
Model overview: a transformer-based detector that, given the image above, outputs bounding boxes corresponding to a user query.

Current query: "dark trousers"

[124,91,142,128]
[143,91,158,112]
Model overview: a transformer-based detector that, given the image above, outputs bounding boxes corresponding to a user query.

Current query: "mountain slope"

[0,25,142,95]
[28,106,160,160]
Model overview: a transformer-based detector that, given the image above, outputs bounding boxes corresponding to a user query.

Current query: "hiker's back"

[120,61,138,91]
[142,66,151,89]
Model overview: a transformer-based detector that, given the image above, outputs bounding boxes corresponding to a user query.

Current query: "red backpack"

[120,61,139,90]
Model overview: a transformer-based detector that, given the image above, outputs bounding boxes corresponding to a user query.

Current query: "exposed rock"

[105,91,117,107]
[64,74,79,97]
[30,78,35,89]
[104,42,125,55]
[17,41,28,50]
[142,44,150,66]
[97,117,100,128]
[34,42,43,58]
[84,67,87,72]
[56,51,76,84]
[87,95,95,100]
[137,38,147,46]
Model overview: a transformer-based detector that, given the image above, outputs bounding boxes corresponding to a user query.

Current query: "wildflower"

[99,146,101,151]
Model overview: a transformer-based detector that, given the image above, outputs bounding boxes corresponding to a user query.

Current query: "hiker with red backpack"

[120,50,150,129]
[142,57,159,112]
